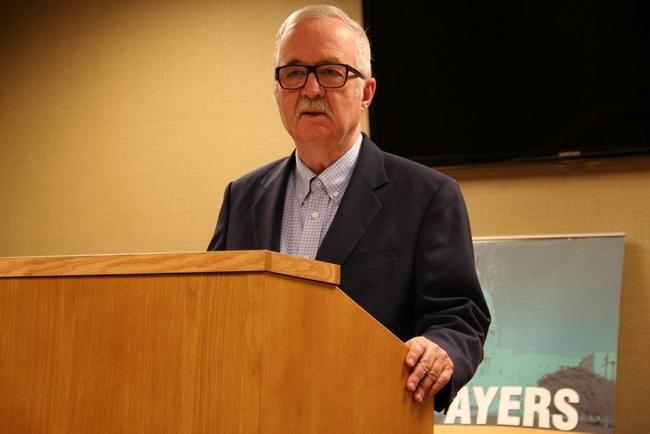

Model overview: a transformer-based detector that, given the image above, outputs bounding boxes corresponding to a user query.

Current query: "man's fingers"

[429,367,453,397]
[406,358,428,392]
[414,358,439,394]
[415,356,450,401]
[404,338,425,368]
[404,337,455,402]
[406,346,436,392]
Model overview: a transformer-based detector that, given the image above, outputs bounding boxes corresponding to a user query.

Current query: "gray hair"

[274,5,372,77]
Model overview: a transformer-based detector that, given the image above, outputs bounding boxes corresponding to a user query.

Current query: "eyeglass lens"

[278,64,349,89]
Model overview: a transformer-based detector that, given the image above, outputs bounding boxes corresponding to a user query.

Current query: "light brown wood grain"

[0,254,430,434]
[0,250,339,285]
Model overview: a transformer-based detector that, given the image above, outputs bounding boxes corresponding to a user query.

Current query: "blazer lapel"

[316,136,388,265]
[251,156,293,251]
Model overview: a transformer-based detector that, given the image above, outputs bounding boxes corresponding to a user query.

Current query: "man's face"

[274,17,375,149]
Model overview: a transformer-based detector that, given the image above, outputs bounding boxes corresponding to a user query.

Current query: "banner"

[436,234,625,434]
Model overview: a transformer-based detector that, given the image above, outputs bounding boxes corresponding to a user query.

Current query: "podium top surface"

[0,250,340,285]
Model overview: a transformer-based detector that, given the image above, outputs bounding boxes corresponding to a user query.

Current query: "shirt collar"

[294,133,362,203]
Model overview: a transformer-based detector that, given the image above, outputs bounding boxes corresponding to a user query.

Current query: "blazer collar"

[316,134,388,265]
[250,134,388,263]
[251,155,294,250]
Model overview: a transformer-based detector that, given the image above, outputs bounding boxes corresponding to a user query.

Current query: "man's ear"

[361,77,376,109]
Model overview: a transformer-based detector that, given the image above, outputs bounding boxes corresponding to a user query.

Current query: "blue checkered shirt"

[280,134,362,259]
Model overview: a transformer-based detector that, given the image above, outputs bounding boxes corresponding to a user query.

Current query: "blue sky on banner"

[438,235,624,433]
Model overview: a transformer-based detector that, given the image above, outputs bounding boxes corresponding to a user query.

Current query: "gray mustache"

[296,98,332,116]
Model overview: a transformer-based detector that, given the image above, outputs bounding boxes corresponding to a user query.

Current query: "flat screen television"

[362,1,648,167]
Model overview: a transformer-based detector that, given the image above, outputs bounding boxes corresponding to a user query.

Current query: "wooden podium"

[0,251,432,434]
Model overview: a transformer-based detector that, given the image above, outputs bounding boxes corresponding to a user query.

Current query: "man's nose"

[301,71,325,98]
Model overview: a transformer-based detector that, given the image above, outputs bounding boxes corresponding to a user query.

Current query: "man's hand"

[404,336,454,403]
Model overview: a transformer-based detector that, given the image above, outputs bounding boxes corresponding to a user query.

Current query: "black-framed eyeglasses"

[275,63,366,90]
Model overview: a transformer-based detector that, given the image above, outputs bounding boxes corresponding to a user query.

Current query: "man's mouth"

[301,111,326,117]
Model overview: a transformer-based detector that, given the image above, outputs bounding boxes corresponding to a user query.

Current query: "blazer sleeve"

[207,182,232,251]
[414,179,491,412]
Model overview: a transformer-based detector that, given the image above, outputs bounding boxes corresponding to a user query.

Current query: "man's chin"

[291,125,333,145]
[295,116,331,132]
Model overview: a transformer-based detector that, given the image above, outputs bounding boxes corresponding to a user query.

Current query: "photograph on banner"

[435,234,625,434]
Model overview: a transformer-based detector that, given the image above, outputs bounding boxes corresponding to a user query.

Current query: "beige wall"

[0,0,366,256]
[444,158,650,434]
[1,2,648,433]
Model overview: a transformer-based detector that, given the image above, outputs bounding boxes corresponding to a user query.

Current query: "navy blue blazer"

[208,134,490,411]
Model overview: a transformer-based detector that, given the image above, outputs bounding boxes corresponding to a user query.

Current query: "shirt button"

[311,212,319,219]
[314,180,322,187]
[332,191,339,198]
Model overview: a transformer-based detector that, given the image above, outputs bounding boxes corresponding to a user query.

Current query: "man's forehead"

[281,56,347,66]
[277,19,356,65]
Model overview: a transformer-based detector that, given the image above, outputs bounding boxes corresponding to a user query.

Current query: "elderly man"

[208,5,490,412]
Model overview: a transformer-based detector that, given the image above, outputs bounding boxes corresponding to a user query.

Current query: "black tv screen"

[363,1,648,167]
